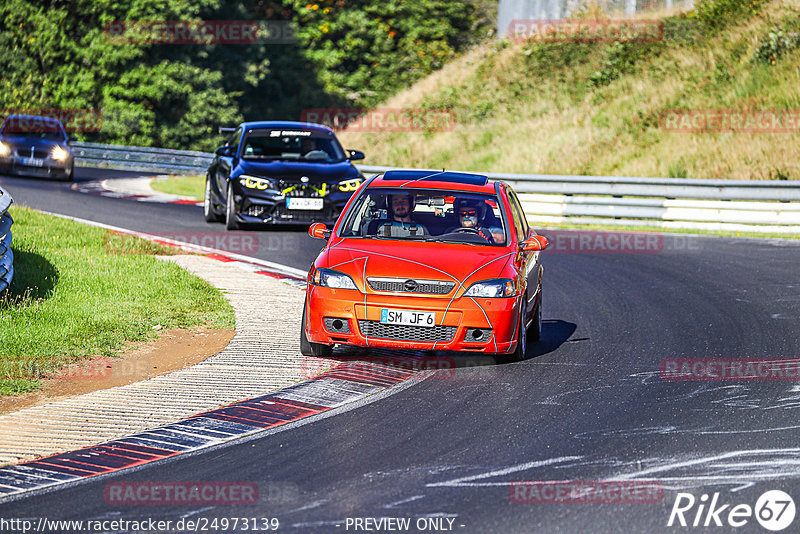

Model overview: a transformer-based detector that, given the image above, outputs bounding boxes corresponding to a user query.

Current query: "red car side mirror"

[309,222,331,240]
[520,235,548,251]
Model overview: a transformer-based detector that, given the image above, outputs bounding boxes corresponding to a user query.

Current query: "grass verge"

[0,207,234,397]
[150,175,204,200]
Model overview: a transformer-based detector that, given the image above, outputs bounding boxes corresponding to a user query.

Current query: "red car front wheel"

[300,302,333,358]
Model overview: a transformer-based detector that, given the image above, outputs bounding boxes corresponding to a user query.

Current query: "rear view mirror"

[309,222,331,240]
[215,146,234,157]
[425,197,446,207]
[520,235,548,251]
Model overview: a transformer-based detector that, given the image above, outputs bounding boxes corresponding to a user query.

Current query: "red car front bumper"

[305,286,521,354]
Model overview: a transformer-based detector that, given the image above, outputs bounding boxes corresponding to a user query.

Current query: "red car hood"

[322,238,514,292]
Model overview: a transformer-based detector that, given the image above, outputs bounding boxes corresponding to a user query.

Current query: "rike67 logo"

[668,490,795,531]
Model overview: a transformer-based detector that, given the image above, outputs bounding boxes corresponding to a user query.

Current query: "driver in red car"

[451,198,503,243]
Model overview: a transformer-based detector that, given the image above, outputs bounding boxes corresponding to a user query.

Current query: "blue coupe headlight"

[239,175,275,190]
[338,178,362,192]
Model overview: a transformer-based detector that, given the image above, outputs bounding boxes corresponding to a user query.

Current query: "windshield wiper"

[243,155,299,161]
[423,236,482,245]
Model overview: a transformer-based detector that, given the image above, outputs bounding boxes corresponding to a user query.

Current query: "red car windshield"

[339,188,508,245]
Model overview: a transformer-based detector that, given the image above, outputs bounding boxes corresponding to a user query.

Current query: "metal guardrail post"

[0,186,14,293]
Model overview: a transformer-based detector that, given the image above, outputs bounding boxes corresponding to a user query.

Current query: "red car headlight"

[464,278,515,298]
[312,268,358,290]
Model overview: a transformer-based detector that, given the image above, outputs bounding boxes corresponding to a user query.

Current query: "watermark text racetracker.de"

[300,108,455,133]
[300,356,458,381]
[660,358,800,381]
[509,480,663,504]
[156,231,259,254]
[103,480,299,506]
[105,20,295,44]
[508,19,663,43]
[541,230,700,254]
[661,110,800,133]
[0,357,150,381]
[0,108,102,132]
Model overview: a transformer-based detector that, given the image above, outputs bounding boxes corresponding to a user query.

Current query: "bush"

[0,0,491,150]
[752,28,800,65]
[589,42,663,87]
[693,0,769,31]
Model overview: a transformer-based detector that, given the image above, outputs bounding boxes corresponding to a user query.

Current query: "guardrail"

[72,143,800,234]
[0,186,14,292]
[359,165,800,234]
[73,142,212,175]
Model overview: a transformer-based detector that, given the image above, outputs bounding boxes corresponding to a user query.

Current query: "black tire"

[504,306,528,363]
[300,302,333,357]
[225,182,239,231]
[61,161,74,182]
[529,286,542,343]
[204,178,222,222]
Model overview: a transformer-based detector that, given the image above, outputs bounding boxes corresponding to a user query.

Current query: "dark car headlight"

[464,278,515,298]
[312,268,358,290]
[239,175,276,190]
[50,146,69,162]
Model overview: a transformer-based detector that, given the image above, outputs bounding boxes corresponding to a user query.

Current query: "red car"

[302,170,548,361]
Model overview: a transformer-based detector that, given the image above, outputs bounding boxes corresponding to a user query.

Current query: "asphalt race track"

[2,168,800,532]
[0,168,324,270]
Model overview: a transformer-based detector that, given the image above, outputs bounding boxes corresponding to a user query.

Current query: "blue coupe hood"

[235,159,359,182]
[1,136,67,150]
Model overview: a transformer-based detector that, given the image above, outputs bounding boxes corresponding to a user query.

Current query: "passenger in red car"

[373,194,429,237]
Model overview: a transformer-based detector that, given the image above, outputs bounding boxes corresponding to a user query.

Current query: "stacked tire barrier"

[0,186,14,292]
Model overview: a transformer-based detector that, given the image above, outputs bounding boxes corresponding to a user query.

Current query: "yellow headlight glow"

[50,146,68,161]
[242,176,272,190]
[338,178,362,192]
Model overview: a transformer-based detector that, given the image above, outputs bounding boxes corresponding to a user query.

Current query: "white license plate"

[287,197,323,210]
[380,308,435,327]
[21,157,44,167]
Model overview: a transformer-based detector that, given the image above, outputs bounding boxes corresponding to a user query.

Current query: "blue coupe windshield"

[241,129,346,162]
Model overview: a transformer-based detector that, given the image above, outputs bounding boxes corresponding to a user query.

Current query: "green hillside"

[340,0,800,180]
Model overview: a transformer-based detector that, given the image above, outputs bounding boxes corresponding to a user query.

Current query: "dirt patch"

[0,328,235,415]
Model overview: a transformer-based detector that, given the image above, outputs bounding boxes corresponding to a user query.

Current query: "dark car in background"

[0,115,75,181]
[204,121,365,230]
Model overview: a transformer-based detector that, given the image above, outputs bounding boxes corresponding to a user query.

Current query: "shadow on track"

[299,319,578,381]
[529,319,577,359]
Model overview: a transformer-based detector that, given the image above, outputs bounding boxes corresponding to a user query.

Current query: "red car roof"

[368,170,500,194]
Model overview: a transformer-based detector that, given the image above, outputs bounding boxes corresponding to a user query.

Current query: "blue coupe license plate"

[380,308,435,327]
